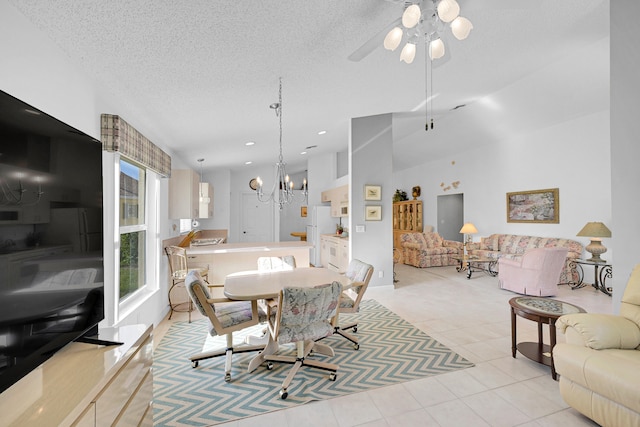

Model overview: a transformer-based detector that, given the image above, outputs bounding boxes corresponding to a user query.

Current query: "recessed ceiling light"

[318,130,327,135]
[245,141,255,146]
[245,161,252,165]
[300,151,307,155]
[306,145,317,149]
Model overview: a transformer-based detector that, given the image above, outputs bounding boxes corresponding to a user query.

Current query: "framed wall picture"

[506,188,559,223]
[364,185,382,201]
[301,206,307,217]
[365,205,382,221]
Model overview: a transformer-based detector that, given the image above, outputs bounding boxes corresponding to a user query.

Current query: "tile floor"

[155,264,612,427]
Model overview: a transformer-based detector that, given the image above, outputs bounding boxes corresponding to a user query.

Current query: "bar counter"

[186,241,311,284]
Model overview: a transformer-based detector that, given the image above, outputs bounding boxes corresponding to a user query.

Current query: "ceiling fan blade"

[460,0,539,11]
[348,17,402,62]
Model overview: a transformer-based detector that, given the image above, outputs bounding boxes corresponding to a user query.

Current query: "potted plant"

[393,189,408,202]
[336,224,344,235]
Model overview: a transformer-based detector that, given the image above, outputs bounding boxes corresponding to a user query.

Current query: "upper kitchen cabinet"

[168,169,200,219]
[321,184,349,217]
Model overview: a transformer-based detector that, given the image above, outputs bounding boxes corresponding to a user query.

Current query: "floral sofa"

[400,232,463,268]
[466,234,583,284]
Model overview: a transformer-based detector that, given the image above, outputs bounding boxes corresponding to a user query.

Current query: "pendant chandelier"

[256,77,307,210]
[383,0,473,65]
[0,176,44,206]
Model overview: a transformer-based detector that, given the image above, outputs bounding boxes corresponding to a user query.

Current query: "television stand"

[75,335,124,346]
[0,324,154,426]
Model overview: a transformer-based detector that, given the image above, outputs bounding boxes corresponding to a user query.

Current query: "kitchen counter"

[185,241,312,284]
[187,241,310,254]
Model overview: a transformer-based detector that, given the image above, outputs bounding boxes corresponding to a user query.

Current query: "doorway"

[437,193,464,242]
[240,192,274,242]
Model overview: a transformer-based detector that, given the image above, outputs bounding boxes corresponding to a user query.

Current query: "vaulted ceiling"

[8,0,609,173]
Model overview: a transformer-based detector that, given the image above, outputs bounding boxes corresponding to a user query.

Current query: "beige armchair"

[554,264,640,426]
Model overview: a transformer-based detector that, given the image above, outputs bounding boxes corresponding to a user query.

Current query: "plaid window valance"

[101,114,171,177]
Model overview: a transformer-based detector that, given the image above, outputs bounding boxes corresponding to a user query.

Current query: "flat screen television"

[0,89,104,394]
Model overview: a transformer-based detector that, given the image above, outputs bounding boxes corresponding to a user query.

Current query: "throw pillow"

[481,235,500,251]
[423,232,443,248]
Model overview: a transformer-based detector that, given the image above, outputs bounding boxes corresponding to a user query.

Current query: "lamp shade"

[402,4,422,29]
[400,42,417,64]
[437,0,460,23]
[429,38,445,59]
[576,222,611,238]
[451,16,473,40]
[459,223,478,234]
[383,27,403,51]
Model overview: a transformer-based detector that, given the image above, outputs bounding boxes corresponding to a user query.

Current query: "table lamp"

[576,221,612,263]
[459,222,478,256]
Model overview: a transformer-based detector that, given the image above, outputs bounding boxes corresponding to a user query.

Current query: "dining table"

[223,267,352,372]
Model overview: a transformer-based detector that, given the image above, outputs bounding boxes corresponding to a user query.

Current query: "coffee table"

[453,256,498,279]
[509,296,585,380]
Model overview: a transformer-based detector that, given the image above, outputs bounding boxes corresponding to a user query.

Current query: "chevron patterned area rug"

[153,300,473,426]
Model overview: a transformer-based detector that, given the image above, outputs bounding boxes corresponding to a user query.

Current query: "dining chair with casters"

[328,259,374,350]
[185,271,267,382]
[262,281,342,399]
[165,245,209,322]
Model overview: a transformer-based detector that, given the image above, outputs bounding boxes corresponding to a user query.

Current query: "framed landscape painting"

[506,188,559,223]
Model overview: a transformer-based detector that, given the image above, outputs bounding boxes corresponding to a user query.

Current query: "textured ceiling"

[7,0,609,174]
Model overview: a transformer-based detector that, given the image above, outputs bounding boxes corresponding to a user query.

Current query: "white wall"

[195,168,231,232]
[610,1,640,311]
[0,0,182,329]
[351,114,394,287]
[394,110,611,248]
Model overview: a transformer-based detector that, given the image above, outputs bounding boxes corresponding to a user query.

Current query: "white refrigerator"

[44,208,103,253]
[306,205,334,267]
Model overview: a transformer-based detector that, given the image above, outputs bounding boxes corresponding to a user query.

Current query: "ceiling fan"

[349,0,536,65]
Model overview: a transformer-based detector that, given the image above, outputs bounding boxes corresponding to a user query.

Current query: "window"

[179,218,192,233]
[119,159,146,300]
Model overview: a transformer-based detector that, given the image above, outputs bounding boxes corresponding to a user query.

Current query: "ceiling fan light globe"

[437,0,460,23]
[429,38,445,60]
[400,42,417,64]
[402,4,422,28]
[451,16,473,40]
[383,27,403,51]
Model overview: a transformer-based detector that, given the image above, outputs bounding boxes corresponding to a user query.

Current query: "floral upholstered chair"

[185,271,266,382]
[262,281,342,399]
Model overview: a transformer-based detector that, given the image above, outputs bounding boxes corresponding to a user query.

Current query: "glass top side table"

[509,296,586,380]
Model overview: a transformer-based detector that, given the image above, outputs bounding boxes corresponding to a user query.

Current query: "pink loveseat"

[466,234,582,284]
[498,247,569,296]
[400,232,463,268]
